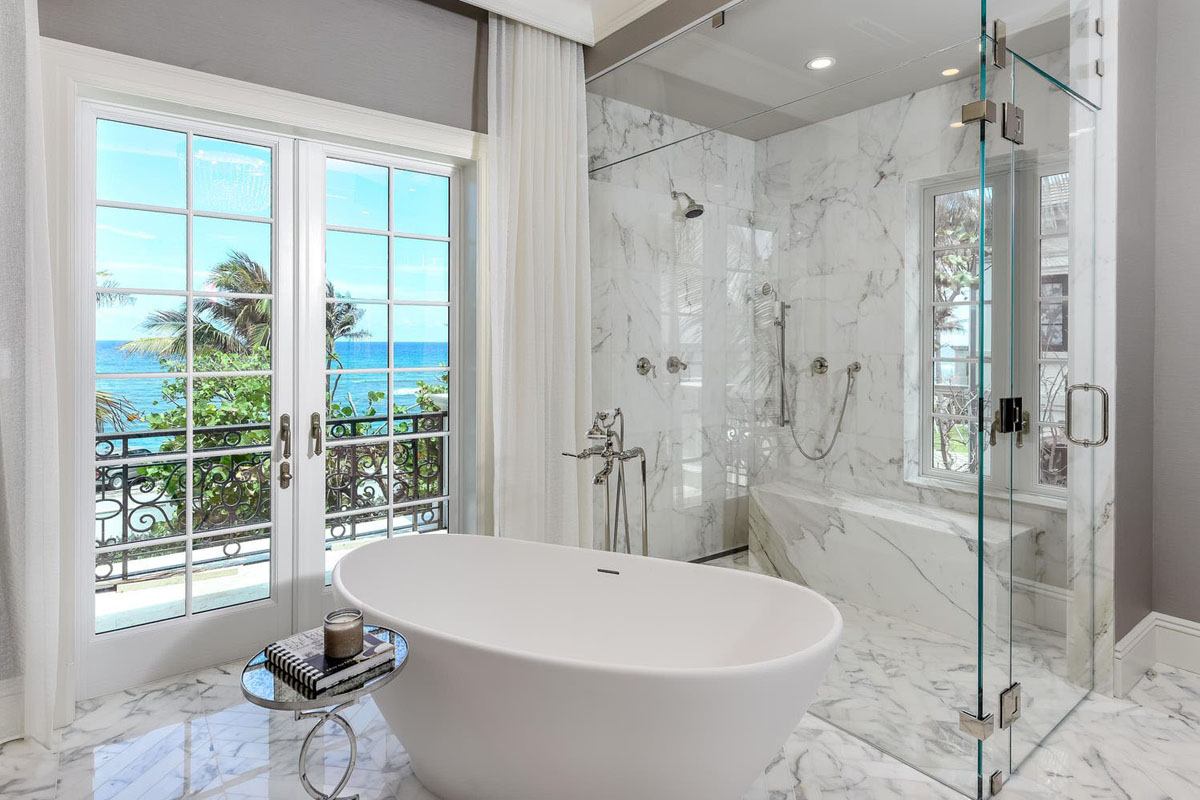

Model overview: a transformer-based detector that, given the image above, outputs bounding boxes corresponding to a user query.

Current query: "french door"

[81,103,458,696]
[293,142,457,628]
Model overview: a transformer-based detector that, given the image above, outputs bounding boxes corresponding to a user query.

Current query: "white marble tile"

[0,649,1194,800]
[0,739,59,800]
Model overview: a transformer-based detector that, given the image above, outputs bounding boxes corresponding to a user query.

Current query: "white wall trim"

[592,0,671,42]
[467,0,596,44]
[1114,612,1200,696]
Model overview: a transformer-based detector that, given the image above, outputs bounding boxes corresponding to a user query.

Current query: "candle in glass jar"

[324,608,364,660]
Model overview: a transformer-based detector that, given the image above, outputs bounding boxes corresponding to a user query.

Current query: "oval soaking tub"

[333,534,842,800]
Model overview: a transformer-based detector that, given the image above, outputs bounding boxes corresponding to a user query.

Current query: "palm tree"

[120,252,272,359]
[120,252,367,361]
[95,390,138,432]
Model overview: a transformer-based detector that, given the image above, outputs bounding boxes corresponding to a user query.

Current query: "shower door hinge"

[999,682,1022,729]
[990,770,1005,795]
[1002,103,1025,144]
[1096,17,1106,36]
[961,99,997,126]
[711,10,725,28]
[1096,58,1106,77]
[958,709,995,741]
[993,19,1008,68]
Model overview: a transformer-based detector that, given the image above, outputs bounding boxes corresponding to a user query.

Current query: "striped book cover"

[265,628,394,693]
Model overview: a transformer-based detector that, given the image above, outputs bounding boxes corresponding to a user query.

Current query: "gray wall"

[1152,0,1200,624]
[39,0,488,133]
[1113,0,1157,639]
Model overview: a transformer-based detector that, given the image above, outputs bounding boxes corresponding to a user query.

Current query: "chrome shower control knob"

[811,356,829,375]
[666,356,688,373]
[636,357,656,377]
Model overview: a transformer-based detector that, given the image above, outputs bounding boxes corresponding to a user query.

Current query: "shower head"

[759,282,775,297]
[671,191,705,219]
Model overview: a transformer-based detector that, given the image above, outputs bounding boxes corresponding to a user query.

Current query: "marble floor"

[2,565,1199,798]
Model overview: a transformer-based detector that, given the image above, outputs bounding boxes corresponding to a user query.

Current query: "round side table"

[241,626,408,800]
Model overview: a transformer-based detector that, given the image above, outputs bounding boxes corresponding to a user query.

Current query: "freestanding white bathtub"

[333,534,842,800]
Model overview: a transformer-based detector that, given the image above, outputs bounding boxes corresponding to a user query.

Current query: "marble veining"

[588,93,758,562]
[3,620,1195,800]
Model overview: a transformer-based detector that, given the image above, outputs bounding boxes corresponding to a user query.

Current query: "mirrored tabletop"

[241,626,408,711]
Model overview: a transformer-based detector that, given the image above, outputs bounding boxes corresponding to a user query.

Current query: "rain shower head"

[671,191,705,219]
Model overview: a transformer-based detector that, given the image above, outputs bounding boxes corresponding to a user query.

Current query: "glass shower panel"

[587,128,754,563]
[983,0,1104,108]
[979,41,1018,792]
[999,53,1097,779]
[588,0,983,171]
[736,39,988,797]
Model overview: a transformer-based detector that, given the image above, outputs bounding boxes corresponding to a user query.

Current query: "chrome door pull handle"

[1065,383,1110,447]
[280,413,292,459]
[311,412,324,455]
[279,461,292,489]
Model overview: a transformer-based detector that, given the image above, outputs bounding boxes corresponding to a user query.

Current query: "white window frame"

[917,163,1069,503]
[44,39,485,698]
[77,100,297,696]
[294,141,463,628]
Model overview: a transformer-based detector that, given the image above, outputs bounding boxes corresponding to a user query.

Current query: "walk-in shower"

[587,0,1107,796]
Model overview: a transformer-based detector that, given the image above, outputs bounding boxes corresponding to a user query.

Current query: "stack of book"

[265,628,394,695]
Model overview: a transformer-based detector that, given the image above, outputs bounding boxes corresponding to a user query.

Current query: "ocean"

[96,340,449,439]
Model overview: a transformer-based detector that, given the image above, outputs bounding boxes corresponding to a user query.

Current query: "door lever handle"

[280,413,292,459]
[311,412,324,455]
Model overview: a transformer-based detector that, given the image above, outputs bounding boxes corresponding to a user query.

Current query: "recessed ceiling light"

[806,56,836,71]
[942,67,961,77]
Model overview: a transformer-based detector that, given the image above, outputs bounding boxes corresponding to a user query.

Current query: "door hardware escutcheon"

[311,412,324,455]
[280,413,292,459]
[279,461,292,489]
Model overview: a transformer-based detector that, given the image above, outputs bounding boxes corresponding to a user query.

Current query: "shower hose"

[786,363,857,461]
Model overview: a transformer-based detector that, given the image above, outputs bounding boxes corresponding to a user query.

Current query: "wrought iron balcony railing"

[94,410,448,585]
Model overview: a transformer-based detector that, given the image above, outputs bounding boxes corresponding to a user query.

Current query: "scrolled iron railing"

[94,410,448,585]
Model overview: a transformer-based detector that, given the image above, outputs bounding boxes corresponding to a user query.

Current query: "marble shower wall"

[587,94,759,561]
[751,53,1068,528]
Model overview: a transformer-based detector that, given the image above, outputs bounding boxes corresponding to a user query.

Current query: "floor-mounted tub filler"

[333,534,842,800]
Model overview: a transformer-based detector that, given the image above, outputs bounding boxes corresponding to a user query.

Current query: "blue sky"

[95,120,450,344]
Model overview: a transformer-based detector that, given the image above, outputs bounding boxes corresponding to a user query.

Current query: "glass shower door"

[977,12,1101,791]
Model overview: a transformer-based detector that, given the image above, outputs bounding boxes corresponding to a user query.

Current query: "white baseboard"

[1114,611,1200,696]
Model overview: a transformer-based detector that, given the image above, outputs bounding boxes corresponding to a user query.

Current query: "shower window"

[919,166,1069,496]
[921,178,994,480]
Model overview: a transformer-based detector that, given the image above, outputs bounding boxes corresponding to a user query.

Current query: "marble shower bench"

[749,481,1043,643]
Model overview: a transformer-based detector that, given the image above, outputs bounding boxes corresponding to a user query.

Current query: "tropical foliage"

[100,251,449,540]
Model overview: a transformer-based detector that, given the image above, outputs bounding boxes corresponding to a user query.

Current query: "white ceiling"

[588,0,1073,141]
[461,0,671,45]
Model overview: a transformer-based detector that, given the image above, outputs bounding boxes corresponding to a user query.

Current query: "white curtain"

[0,0,62,745]
[487,15,592,548]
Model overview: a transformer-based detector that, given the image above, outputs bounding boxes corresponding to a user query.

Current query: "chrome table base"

[296,700,359,800]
